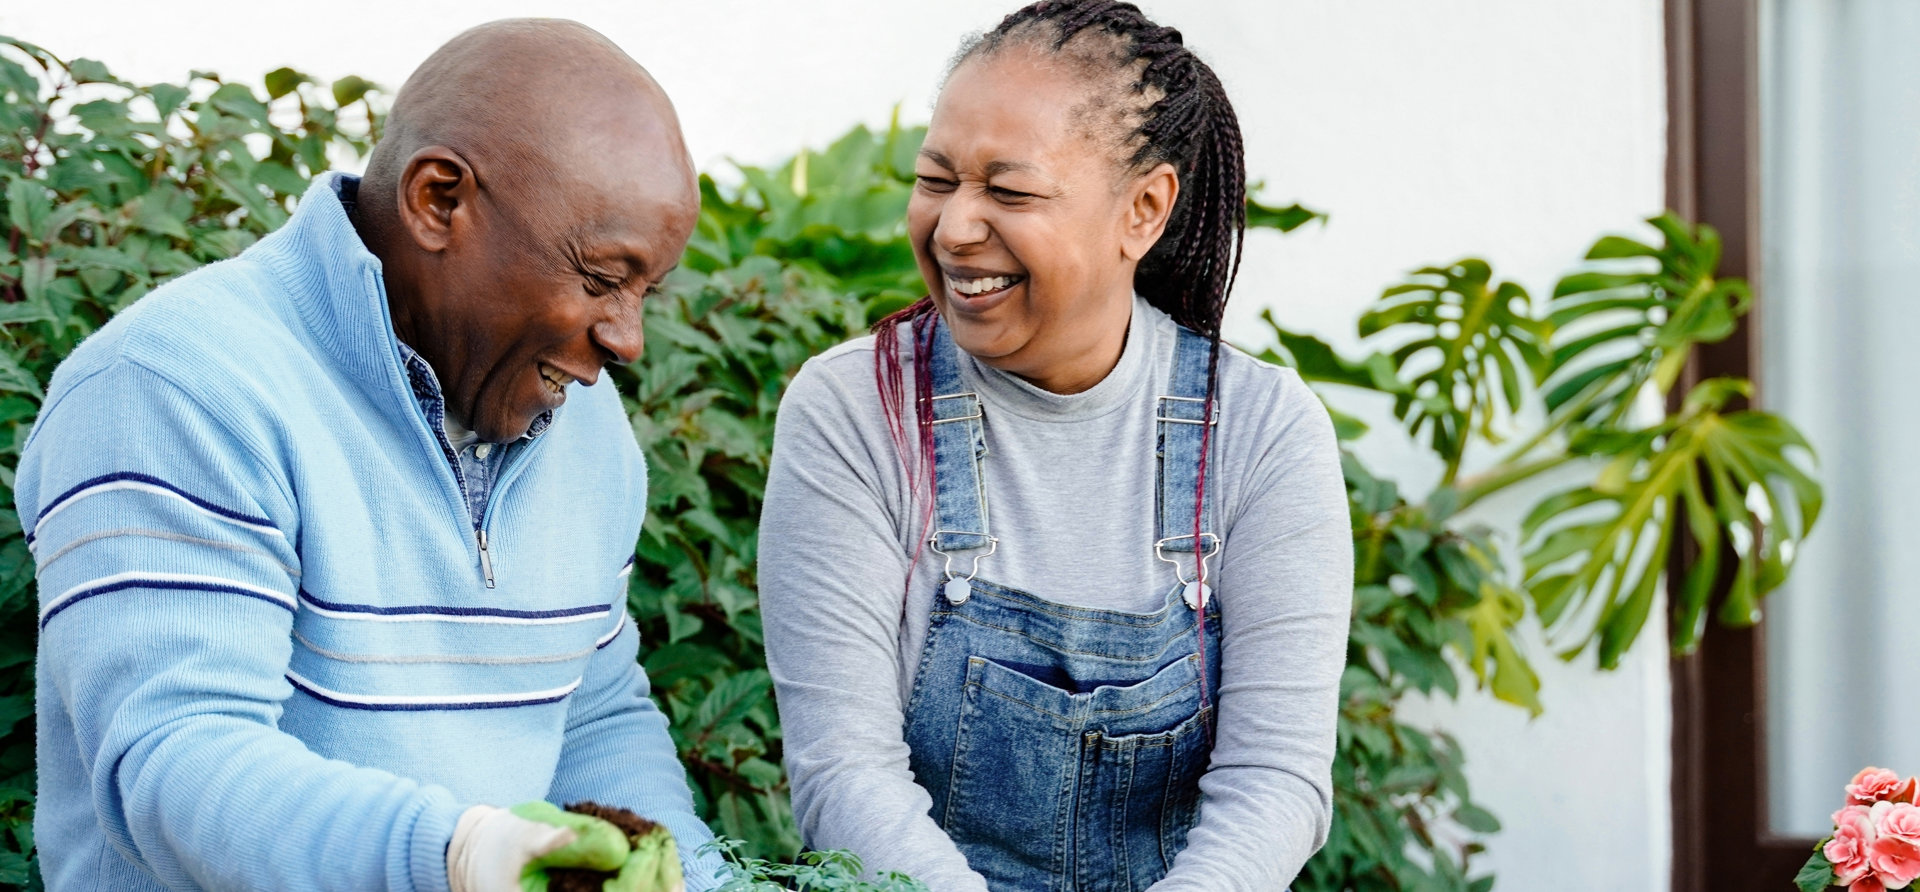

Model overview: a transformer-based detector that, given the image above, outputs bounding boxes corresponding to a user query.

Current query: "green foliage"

[1290,429,1515,890]
[1793,848,1834,892]
[612,123,917,859]
[682,110,923,318]
[1523,220,1817,659]
[1247,194,1328,233]
[704,839,930,892]
[1523,376,1820,665]
[0,38,383,888]
[1542,216,1750,427]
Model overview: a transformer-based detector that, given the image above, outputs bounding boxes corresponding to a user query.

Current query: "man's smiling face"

[372,52,700,444]
[427,133,698,442]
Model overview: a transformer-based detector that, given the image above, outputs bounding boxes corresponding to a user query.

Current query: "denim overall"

[902,319,1225,892]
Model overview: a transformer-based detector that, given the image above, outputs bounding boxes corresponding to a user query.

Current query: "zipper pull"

[477,529,496,588]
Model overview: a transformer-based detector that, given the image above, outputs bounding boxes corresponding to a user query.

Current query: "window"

[1668,1,1919,888]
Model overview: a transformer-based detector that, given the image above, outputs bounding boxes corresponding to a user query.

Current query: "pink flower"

[1829,805,1880,884]
[1871,802,1920,888]
[1852,876,1888,892]
[1850,768,1919,806]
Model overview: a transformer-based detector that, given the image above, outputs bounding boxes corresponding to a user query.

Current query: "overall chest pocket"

[1078,707,1211,892]
[941,653,1210,892]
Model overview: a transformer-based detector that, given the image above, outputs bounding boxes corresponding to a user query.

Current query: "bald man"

[18,20,723,892]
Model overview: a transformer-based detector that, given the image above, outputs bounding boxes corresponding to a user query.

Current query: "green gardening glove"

[511,801,633,891]
[604,824,684,892]
[447,801,637,892]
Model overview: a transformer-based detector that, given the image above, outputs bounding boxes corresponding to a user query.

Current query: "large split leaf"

[1544,213,1752,427]
[1522,378,1821,666]
[1362,260,1551,479]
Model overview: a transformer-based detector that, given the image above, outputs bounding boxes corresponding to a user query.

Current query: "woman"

[759,2,1351,889]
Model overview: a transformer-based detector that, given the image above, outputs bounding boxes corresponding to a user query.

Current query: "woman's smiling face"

[909,48,1173,394]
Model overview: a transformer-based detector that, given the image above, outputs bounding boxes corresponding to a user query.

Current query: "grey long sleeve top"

[758,297,1353,891]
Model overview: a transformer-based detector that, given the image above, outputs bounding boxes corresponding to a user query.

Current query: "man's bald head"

[362,19,691,231]
[353,19,701,443]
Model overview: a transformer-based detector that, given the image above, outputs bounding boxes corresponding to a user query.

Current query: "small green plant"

[702,838,929,892]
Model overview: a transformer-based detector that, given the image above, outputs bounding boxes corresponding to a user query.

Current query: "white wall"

[4,2,1671,888]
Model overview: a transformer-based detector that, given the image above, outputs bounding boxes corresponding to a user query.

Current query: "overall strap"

[1155,325,1219,598]
[926,319,994,560]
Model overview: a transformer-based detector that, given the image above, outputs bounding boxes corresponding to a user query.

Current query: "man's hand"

[447,801,632,892]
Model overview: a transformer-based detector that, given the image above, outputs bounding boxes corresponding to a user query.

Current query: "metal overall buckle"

[928,532,997,605]
[1155,532,1220,610]
[1154,394,1221,426]
[927,392,984,423]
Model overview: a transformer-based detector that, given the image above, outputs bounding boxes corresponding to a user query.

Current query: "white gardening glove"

[447,802,632,892]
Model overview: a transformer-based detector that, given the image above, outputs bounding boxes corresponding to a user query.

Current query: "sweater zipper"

[382,302,528,591]
[477,529,495,588]
[473,428,551,590]
[400,402,523,591]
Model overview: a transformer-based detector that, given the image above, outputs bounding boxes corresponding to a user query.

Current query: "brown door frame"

[1666,0,1820,889]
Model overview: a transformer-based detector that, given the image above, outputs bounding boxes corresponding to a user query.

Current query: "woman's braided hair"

[970,0,1247,338]
[878,0,1246,345]
[875,2,1248,664]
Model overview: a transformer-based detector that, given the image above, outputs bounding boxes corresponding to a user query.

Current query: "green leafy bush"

[0,37,382,889]
[0,38,1821,892]
[613,118,940,857]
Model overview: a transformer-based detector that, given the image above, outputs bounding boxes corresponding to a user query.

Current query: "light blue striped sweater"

[18,173,723,891]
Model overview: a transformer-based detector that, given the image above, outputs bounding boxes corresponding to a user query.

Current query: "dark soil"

[547,801,664,892]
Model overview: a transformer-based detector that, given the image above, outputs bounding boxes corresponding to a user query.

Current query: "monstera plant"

[1278,212,1819,891]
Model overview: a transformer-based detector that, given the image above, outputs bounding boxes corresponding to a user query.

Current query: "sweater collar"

[958,293,1162,423]
[250,172,416,406]
[246,173,556,440]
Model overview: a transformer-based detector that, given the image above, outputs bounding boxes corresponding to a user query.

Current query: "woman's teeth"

[539,364,573,395]
[948,275,1021,296]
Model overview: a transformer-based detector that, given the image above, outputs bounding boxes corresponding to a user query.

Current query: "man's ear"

[1120,162,1180,263]
[395,147,477,253]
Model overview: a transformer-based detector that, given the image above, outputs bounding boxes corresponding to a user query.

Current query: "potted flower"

[1799,768,1920,891]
